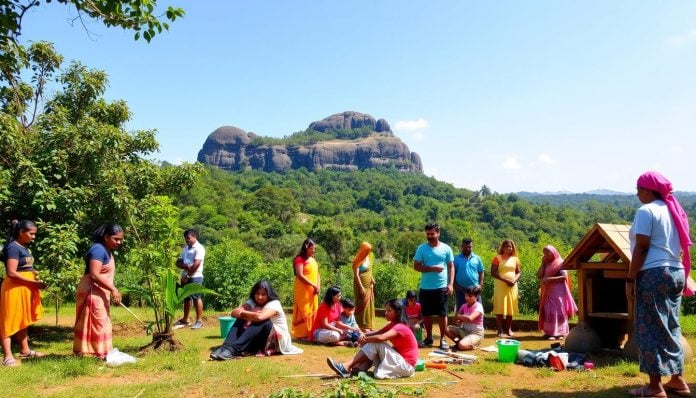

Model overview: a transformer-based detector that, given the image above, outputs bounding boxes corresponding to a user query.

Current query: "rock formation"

[197,112,423,173]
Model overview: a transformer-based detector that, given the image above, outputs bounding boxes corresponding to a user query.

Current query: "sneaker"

[212,347,237,361]
[327,357,349,378]
[190,321,204,330]
[172,319,190,330]
[439,340,450,351]
[423,337,433,347]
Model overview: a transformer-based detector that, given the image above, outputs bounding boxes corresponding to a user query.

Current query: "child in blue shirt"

[338,298,361,346]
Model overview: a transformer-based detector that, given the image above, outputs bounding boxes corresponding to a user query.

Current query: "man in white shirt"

[173,229,206,330]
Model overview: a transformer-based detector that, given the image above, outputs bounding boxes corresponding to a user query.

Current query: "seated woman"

[309,286,352,346]
[210,280,302,360]
[326,298,418,379]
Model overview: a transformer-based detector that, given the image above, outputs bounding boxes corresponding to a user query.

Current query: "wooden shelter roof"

[562,223,632,270]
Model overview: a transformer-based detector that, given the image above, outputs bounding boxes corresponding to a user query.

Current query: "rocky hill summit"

[197,111,423,173]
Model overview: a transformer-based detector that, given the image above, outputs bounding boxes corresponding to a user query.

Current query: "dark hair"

[461,238,473,245]
[6,219,35,243]
[248,280,280,303]
[323,286,341,305]
[385,298,407,324]
[405,290,417,299]
[464,285,482,297]
[298,238,316,259]
[497,239,517,256]
[424,223,440,232]
[2,219,36,262]
[183,229,198,238]
[341,298,355,309]
[91,223,124,244]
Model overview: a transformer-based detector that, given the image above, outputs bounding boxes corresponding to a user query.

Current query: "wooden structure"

[563,223,632,349]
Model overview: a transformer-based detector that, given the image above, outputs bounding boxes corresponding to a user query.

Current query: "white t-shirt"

[630,200,682,271]
[180,240,205,278]
[244,299,303,355]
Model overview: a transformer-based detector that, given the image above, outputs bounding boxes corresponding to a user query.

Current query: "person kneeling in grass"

[326,298,418,379]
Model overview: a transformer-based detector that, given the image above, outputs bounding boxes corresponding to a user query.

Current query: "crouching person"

[326,298,418,379]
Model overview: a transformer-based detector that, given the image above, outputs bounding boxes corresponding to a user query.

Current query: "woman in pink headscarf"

[626,171,691,398]
[536,245,577,340]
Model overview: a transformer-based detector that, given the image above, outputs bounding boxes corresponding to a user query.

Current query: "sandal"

[18,350,45,359]
[664,384,691,397]
[2,357,18,367]
[627,386,667,398]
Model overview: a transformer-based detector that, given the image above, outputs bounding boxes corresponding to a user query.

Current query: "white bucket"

[558,352,569,368]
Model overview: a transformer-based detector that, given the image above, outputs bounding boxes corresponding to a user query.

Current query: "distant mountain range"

[517,190,696,196]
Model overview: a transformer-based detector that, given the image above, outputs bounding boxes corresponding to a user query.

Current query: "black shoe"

[423,337,433,346]
[327,357,349,378]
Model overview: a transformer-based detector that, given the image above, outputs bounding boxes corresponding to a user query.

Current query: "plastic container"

[495,339,520,363]
[415,328,423,342]
[558,352,569,368]
[584,361,595,370]
[415,359,425,371]
[218,316,236,338]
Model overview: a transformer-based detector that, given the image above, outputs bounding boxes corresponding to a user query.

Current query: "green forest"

[2,3,696,325]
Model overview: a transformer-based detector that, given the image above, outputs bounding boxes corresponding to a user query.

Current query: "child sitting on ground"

[445,285,484,351]
[338,298,362,346]
[403,290,425,347]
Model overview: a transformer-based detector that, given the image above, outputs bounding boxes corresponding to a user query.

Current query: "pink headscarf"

[542,245,563,276]
[637,171,693,296]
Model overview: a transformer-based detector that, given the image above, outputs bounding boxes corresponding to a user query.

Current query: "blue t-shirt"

[3,241,34,271]
[453,252,484,288]
[340,313,358,329]
[84,243,111,274]
[414,242,454,289]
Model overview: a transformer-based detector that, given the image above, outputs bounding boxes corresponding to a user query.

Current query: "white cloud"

[664,29,696,48]
[538,153,555,166]
[411,131,425,141]
[501,155,521,170]
[394,118,430,131]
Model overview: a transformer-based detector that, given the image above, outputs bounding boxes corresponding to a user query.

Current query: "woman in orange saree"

[291,239,320,339]
[73,224,123,359]
[1,220,47,367]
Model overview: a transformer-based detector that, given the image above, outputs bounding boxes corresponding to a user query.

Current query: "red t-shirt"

[405,302,422,320]
[309,301,341,342]
[385,322,419,366]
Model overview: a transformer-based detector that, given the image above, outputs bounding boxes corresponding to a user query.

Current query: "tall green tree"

[0,43,202,312]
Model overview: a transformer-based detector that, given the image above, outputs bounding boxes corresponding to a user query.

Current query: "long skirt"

[635,266,684,376]
[354,270,375,330]
[0,272,43,339]
[73,276,112,359]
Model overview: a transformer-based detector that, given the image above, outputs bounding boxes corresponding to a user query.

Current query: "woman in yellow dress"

[352,242,375,331]
[491,239,521,338]
[1,220,47,367]
[291,239,320,339]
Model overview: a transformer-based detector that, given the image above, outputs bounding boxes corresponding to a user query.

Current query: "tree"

[310,219,354,285]
[0,44,203,316]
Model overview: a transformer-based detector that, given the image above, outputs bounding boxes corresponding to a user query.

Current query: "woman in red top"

[309,286,351,346]
[327,298,418,379]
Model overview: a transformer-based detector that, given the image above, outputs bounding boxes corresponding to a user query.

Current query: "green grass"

[2,306,696,397]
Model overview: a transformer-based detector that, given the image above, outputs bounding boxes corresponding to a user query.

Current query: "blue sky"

[19,1,696,193]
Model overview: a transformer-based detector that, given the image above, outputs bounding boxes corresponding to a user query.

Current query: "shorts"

[419,288,448,317]
[447,325,484,347]
[183,277,204,300]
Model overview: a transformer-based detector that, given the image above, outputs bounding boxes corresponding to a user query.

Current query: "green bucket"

[218,316,236,338]
[496,339,520,363]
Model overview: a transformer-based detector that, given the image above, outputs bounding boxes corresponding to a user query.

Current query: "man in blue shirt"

[453,238,484,310]
[413,223,454,350]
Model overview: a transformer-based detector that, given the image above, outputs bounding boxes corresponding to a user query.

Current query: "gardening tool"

[119,302,148,329]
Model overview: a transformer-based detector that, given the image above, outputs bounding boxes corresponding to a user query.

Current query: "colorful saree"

[291,256,319,339]
[73,256,114,359]
[538,245,577,336]
[353,242,375,330]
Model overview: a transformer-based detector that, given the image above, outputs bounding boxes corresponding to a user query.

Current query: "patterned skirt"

[634,266,684,376]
